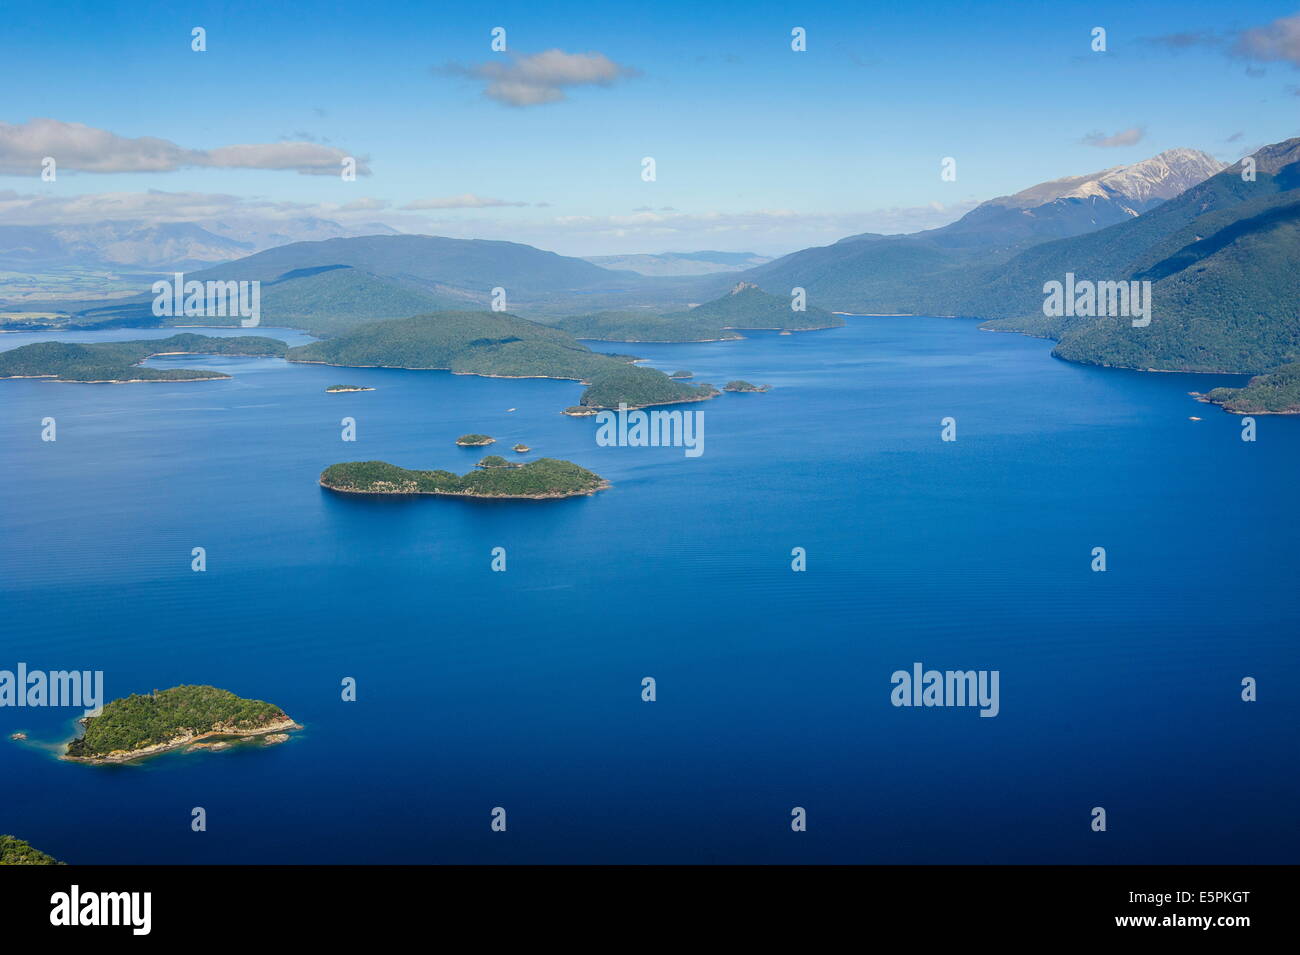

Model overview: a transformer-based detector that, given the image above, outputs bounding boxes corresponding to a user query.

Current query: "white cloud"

[443,49,638,107]
[1080,126,1145,148]
[401,194,530,209]
[0,119,370,176]
[1233,14,1300,67]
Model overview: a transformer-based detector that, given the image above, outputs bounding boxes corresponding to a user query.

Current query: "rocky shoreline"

[61,717,301,765]
[319,478,610,500]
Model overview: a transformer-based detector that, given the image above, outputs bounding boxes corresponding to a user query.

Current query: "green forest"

[66,685,289,758]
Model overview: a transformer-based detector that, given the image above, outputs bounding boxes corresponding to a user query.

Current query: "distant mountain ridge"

[746,148,1228,310]
[582,250,772,276]
[0,217,401,272]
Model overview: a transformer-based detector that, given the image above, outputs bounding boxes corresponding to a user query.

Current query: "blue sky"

[3,0,1299,255]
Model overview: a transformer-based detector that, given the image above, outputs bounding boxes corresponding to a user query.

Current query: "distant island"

[555,283,843,342]
[63,685,299,764]
[456,433,495,446]
[0,835,60,865]
[321,457,608,499]
[0,334,288,383]
[325,384,374,392]
[724,380,771,392]
[1198,363,1300,414]
[513,443,530,453]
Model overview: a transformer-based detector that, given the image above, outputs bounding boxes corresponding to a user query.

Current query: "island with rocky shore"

[320,457,608,499]
[62,685,299,764]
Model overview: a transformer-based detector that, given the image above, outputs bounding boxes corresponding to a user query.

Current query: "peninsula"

[0,334,288,383]
[555,282,843,342]
[63,685,299,764]
[320,457,608,499]
[1198,363,1300,414]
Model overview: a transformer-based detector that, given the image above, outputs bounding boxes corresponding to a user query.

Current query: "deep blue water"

[1,319,1296,864]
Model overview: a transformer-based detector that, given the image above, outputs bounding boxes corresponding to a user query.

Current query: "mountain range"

[0,217,401,272]
[5,139,1298,378]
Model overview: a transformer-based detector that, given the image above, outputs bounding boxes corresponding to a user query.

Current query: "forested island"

[577,364,718,410]
[0,334,288,383]
[477,454,514,468]
[284,311,631,380]
[0,836,61,865]
[456,433,495,446]
[326,384,374,392]
[724,380,771,392]
[63,685,299,763]
[282,312,730,411]
[320,457,608,499]
[1199,363,1300,414]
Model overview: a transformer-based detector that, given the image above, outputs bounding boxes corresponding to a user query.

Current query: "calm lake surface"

[1,318,1296,863]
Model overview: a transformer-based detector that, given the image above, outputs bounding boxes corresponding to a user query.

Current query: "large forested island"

[0,835,61,865]
[555,282,843,342]
[321,457,608,499]
[63,685,299,763]
[1200,363,1300,414]
[0,334,288,383]
[284,311,629,379]
[283,312,722,411]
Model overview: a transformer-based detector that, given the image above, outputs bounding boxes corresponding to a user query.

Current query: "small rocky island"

[724,380,772,393]
[456,433,495,446]
[513,443,531,453]
[326,384,374,393]
[63,685,299,764]
[320,457,608,499]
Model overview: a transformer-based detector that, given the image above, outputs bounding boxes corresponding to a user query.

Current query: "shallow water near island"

[1,318,1296,864]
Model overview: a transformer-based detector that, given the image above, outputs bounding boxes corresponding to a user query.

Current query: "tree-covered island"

[724,380,772,392]
[320,457,608,499]
[456,433,495,446]
[63,685,299,763]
